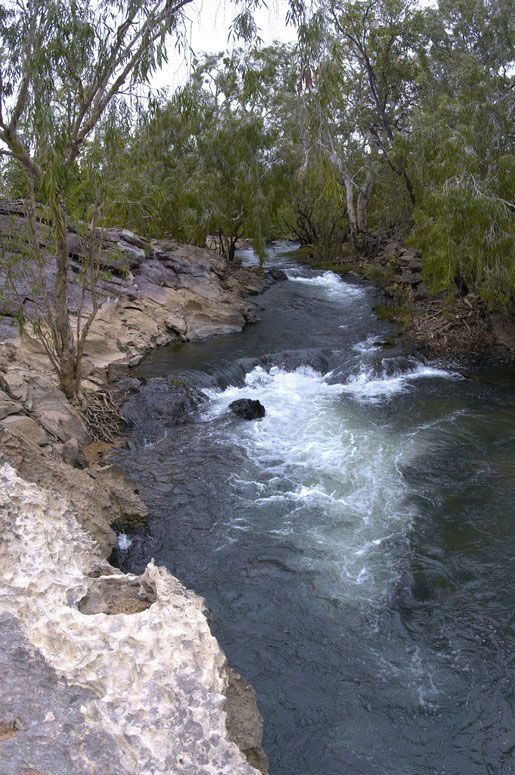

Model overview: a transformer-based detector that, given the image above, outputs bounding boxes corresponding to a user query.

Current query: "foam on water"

[202,362,459,604]
[117,532,133,551]
[341,362,462,403]
[353,335,382,353]
[287,270,365,299]
[119,252,514,767]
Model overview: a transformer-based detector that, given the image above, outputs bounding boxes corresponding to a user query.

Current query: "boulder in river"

[267,268,288,282]
[229,399,265,420]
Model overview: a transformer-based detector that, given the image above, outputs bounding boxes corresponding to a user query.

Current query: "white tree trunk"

[345,176,358,243]
[357,172,373,233]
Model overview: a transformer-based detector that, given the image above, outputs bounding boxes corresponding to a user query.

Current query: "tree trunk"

[51,197,77,399]
[345,177,358,246]
[402,170,416,206]
[228,237,238,262]
[296,209,318,245]
[357,173,373,233]
[217,230,226,256]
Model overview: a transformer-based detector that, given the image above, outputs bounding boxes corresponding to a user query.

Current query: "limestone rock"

[224,669,269,775]
[62,437,89,469]
[0,389,22,419]
[0,613,127,775]
[0,364,89,443]
[0,414,48,446]
[0,463,260,775]
[0,200,281,375]
[165,314,188,337]
[0,427,143,555]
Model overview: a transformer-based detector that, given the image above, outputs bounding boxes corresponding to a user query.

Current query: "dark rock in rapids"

[229,399,266,420]
[267,268,288,282]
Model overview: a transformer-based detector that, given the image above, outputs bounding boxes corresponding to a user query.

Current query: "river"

[113,243,514,775]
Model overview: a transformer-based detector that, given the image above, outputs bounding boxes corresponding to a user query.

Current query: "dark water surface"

[115,244,515,775]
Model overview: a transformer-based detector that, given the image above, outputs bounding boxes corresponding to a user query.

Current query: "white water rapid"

[203,361,459,607]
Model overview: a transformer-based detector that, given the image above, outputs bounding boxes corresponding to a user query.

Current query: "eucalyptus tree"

[406,0,515,304]
[260,2,419,251]
[189,48,305,260]
[324,0,423,206]
[98,46,300,261]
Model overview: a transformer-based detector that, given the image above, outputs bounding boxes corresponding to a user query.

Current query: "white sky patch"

[152,0,297,92]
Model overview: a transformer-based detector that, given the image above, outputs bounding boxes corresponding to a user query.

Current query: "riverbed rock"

[62,437,89,469]
[165,313,188,338]
[0,360,89,443]
[229,399,266,420]
[0,202,273,772]
[268,268,288,282]
[401,270,424,287]
[224,668,269,774]
[120,378,206,436]
[489,302,515,353]
[407,257,423,272]
[0,414,48,446]
[413,284,428,302]
[0,426,144,555]
[0,389,22,419]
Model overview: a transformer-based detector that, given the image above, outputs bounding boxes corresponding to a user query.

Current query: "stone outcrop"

[0,463,262,774]
[0,200,274,378]
[0,426,145,555]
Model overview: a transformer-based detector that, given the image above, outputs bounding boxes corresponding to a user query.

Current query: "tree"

[0,0,197,398]
[92,47,299,262]
[326,0,422,205]
[0,0,306,398]
[406,0,515,304]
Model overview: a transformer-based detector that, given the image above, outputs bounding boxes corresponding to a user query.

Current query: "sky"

[153,0,297,91]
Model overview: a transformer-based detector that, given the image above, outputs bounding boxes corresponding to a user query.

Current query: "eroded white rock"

[0,463,259,774]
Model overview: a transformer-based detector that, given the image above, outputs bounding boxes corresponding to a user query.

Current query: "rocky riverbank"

[0,201,275,774]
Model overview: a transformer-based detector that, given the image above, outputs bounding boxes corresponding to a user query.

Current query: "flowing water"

[114,244,515,775]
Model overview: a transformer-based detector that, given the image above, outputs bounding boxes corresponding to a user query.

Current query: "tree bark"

[228,236,238,262]
[357,173,373,233]
[345,176,358,245]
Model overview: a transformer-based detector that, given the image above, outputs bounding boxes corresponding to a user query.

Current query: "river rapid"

[114,244,514,775]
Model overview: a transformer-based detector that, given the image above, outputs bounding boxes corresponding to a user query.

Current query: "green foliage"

[405,0,515,306]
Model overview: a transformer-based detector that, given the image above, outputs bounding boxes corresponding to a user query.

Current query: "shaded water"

[115,244,514,774]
